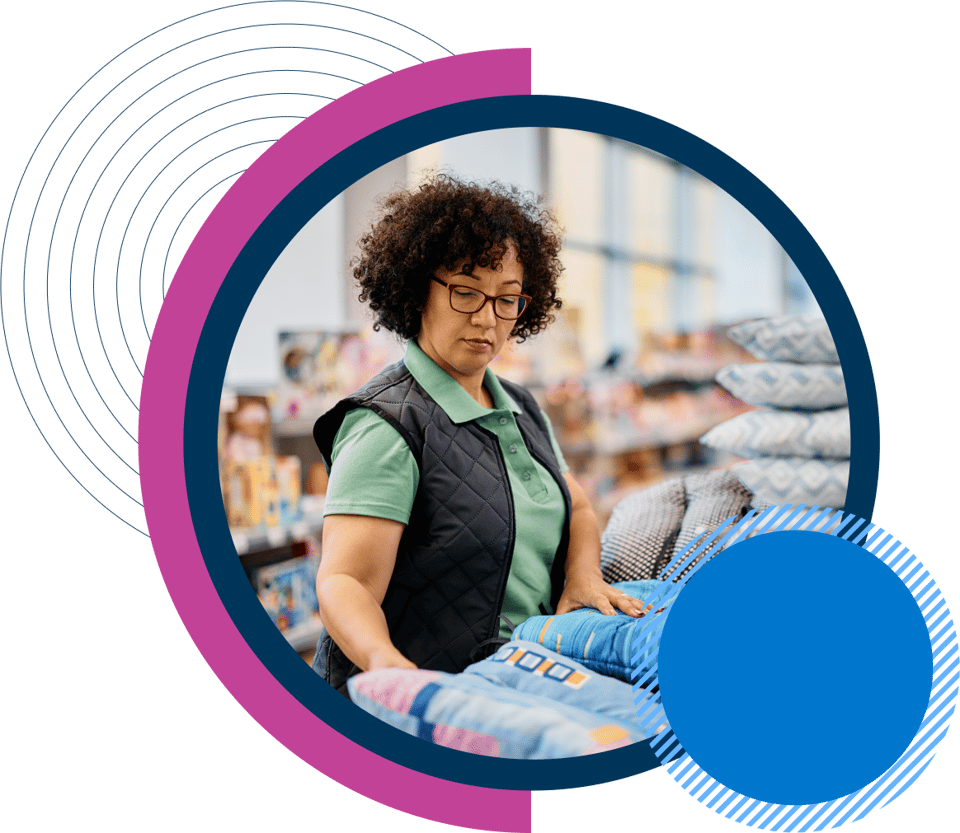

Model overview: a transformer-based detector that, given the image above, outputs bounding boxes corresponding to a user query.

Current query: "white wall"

[713,187,787,324]
[224,193,345,388]
[410,127,544,194]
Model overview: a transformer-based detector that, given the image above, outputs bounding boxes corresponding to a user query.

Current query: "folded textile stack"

[699,315,850,509]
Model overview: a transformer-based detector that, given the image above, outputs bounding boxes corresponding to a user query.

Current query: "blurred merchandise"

[222,394,275,463]
[255,547,322,636]
[223,454,302,530]
[276,330,404,422]
[275,456,302,525]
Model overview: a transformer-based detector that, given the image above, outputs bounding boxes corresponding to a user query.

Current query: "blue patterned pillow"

[700,407,850,459]
[736,457,849,509]
[717,363,846,410]
[512,580,667,683]
[727,315,838,364]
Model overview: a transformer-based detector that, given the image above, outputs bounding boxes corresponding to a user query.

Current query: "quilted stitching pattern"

[313,362,570,691]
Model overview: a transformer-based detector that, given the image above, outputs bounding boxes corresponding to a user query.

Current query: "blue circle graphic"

[658,530,932,804]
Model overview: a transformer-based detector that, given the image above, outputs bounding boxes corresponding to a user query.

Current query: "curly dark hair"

[353,173,563,342]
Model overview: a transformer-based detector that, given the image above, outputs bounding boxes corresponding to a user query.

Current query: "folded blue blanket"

[512,580,671,683]
[348,640,657,758]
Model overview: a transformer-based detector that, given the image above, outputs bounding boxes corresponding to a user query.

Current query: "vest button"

[523,471,531,481]
[509,444,517,453]
[499,417,507,425]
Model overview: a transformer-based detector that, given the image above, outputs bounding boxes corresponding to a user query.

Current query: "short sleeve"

[323,408,420,523]
[540,409,569,474]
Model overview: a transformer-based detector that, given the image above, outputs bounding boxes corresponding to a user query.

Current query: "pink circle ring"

[139,50,533,833]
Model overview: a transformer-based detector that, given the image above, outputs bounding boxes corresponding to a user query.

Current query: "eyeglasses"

[432,277,531,320]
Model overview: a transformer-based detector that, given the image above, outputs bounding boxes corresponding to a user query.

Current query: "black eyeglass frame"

[431,276,532,321]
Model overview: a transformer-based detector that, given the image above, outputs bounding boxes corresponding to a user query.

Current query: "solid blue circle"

[183,95,880,789]
[657,530,932,805]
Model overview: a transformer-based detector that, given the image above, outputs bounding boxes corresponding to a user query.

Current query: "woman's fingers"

[611,592,644,617]
[595,594,617,616]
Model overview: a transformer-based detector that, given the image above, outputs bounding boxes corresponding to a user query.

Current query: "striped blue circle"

[658,530,931,803]
[633,505,960,833]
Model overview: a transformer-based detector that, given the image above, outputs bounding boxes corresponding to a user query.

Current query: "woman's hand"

[556,568,653,617]
[558,471,652,617]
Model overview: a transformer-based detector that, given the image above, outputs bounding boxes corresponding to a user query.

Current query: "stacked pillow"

[700,315,850,509]
[599,469,753,582]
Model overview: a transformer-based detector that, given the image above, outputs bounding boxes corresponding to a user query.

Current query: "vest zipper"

[482,428,516,641]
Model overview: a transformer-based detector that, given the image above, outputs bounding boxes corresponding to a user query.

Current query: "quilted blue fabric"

[717,362,847,411]
[347,639,656,758]
[512,580,668,682]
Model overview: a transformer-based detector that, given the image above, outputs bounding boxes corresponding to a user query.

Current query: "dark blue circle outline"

[184,94,879,790]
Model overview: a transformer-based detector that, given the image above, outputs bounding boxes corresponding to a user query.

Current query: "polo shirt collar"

[404,339,522,424]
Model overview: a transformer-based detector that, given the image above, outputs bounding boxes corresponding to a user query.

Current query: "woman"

[312,174,648,695]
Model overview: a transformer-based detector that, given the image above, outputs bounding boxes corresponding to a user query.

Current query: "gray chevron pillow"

[727,315,839,364]
[736,458,849,509]
[700,407,850,459]
[717,362,847,410]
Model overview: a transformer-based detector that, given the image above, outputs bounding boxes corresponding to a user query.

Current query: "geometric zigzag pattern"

[630,506,957,830]
[717,363,847,411]
[727,315,839,364]
[700,408,850,460]
[736,458,849,509]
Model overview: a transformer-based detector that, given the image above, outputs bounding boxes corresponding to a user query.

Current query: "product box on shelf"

[223,454,302,530]
[276,329,403,422]
[255,554,321,634]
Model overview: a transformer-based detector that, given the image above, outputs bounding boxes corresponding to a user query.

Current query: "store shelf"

[273,416,320,438]
[590,415,728,456]
[281,618,325,653]
[230,500,325,555]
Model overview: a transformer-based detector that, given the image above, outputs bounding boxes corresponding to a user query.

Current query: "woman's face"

[417,242,524,389]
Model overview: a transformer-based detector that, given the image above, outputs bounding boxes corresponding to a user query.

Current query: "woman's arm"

[556,472,651,617]
[316,514,416,671]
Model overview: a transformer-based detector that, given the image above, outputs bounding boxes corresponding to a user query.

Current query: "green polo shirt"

[324,339,569,638]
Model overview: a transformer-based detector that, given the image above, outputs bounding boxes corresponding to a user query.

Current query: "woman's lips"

[464,338,492,351]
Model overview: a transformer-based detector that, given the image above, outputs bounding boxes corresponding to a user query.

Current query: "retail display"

[222,395,273,462]
[254,550,322,636]
[222,455,302,530]
[276,330,404,422]
[220,387,321,651]
[705,314,850,509]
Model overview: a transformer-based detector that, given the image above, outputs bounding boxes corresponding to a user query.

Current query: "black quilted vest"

[312,359,571,695]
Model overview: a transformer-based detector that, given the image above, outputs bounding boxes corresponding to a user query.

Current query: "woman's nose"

[471,297,498,327]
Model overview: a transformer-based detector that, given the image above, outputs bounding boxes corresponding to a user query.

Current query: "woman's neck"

[415,337,492,408]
